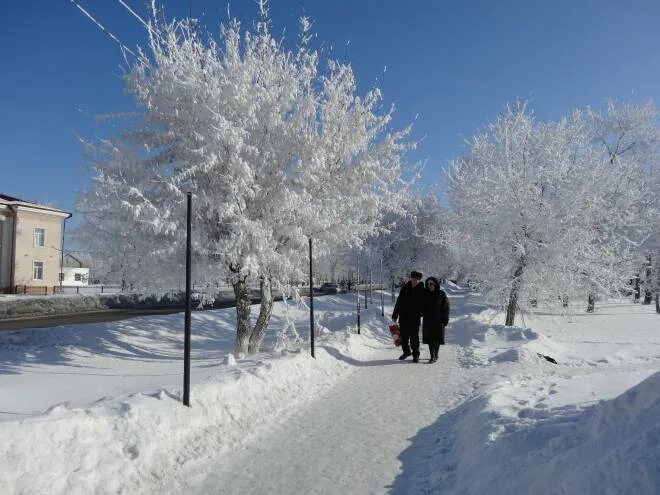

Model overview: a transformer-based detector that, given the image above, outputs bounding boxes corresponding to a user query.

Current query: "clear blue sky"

[2,0,660,232]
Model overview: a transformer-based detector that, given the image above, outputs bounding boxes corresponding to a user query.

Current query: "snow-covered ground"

[0,288,658,494]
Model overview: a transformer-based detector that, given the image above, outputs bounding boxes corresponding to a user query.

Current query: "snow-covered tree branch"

[76,9,413,354]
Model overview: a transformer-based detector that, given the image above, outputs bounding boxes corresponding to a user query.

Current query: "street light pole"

[369,266,373,305]
[356,253,361,334]
[309,237,315,358]
[380,257,384,317]
[183,192,192,407]
[364,257,368,310]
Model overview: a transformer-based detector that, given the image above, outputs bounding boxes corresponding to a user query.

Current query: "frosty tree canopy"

[76,5,414,353]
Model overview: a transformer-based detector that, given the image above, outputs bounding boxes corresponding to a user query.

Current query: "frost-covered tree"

[588,101,660,310]
[364,193,450,285]
[447,102,641,325]
[76,6,411,354]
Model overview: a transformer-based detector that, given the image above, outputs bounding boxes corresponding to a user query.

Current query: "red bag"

[388,322,401,347]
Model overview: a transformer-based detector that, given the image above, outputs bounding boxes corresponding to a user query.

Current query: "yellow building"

[0,194,71,292]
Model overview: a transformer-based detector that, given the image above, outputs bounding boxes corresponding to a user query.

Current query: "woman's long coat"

[422,278,450,344]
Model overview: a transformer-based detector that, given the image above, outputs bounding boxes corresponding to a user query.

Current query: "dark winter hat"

[410,270,423,279]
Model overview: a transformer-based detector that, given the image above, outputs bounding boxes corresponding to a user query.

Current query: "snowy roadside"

[396,299,660,494]
[1,290,658,494]
[0,294,390,495]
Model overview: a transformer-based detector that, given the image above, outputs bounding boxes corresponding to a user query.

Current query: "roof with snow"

[62,253,88,268]
[0,193,72,218]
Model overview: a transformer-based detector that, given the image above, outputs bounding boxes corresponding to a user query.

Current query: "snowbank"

[0,294,107,318]
[0,294,388,495]
[396,299,660,495]
[0,292,186,319]
[0,348,352,494]
[424,371,660,495]
[2,292,658,494]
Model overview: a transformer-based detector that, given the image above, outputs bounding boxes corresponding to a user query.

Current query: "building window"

[74,273,82,282]
[33,228,45,247]
[33,261,44,281]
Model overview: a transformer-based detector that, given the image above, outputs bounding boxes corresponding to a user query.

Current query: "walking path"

[187,339,483,494]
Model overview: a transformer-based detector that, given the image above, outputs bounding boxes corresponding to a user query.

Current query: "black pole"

[356,254,361,334]
[364,260,368,310]
[309,237,315,358]
[380,258,384,317]
[183,192,192,407]
[369,267,373,305]
[59,217,67,291]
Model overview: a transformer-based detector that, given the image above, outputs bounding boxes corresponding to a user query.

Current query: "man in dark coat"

[422,277,450,363]
[392,270,425,362]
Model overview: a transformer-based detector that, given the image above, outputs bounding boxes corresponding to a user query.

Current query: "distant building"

[60,253,90,286]
[0,194,71,292]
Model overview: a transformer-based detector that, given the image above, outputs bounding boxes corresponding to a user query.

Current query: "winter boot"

[412,355,419,363]
[398,352,412,361]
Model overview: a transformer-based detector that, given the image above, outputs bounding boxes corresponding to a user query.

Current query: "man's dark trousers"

[400,322,420,357]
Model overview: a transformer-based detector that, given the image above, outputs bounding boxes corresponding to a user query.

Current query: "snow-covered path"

[189,341,481,494]
[2,290,658,495]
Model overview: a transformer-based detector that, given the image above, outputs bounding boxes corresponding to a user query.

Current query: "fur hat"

[410,270,423,280]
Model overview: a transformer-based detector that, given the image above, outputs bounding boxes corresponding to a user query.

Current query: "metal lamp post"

[380,258,384,317]
[183,192,192,407]
[356,253,361,334]
[309,237,315,358]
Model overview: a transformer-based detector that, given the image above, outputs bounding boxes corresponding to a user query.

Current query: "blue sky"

[2,0,660,231]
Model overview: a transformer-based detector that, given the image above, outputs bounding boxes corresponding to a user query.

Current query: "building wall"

[13,209,63,287]
[0,209,13,289]
[61,266,90,286]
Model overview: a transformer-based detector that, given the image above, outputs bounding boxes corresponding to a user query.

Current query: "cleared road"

[0,290,352,331]
[0,308,186,331]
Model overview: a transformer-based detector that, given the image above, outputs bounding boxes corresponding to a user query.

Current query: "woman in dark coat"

[422,277,450,363]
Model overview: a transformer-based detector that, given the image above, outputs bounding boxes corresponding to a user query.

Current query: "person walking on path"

[392,270,425,363]
[422,277,450,363]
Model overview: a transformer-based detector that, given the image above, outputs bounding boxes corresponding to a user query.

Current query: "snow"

[397,299,659,495]
[0,293,106,318]
[1,290,658,494]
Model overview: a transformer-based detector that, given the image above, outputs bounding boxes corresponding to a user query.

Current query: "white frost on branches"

[76,10,413,353]
[447,101,659,324]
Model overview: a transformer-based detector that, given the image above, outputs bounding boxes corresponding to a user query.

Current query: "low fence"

[9,285,122,296]
[6,282,387,298]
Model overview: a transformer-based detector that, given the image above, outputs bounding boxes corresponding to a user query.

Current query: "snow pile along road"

[411,371,660,495]
[395,300,660,495]
[1,292,658,495]
[0,295,386,495]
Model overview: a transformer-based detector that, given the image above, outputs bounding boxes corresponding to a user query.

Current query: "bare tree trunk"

[330,259,338,283]
[233,276,251,355]
[505,262,524,327]
[643,254,653,304]
[248,276,273,354]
